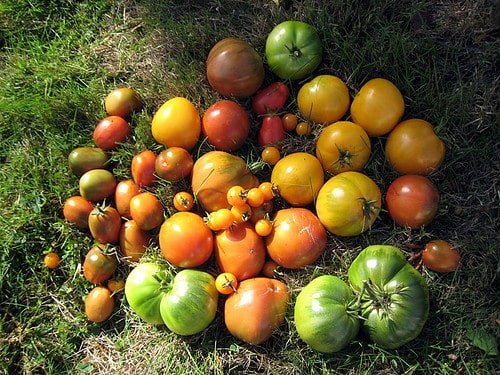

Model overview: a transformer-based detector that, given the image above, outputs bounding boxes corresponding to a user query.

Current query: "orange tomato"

[85,286,115,323]
[114,179,140,219]
[44,252,60,269]
[119,220,151,262]
[131,150,157,188]
[173,191,195,212]
[295,121,312,136]
[63,196,94,229]
[129,192,164,231]
[282,113,298,132]
[215,272,238,295]
[261,146,281,166]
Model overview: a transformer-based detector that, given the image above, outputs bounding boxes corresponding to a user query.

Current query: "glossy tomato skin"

[129,192,164,231]
[266,208,327,269]
[68,147,109,177]
[315,121,371,174]
[206,37,264,98]
[85,286,115,323]
[348,245,429,349]
[294,275,359,353]
[63,196,94,228]
[422,240,460,273]
[104,87,142,118]
[316,171,381,236]
[114,179,140,219]
[297,75,350,125]
[224,277,289,345]
[159,212,214,268]
[385,119,446,175]
[270,152,324,207]
[151,97,201,150]
[119,220,151,262]
[88,205,122,244]
[155,147,194,182]
[44,252,60,269]
[131,150,156,188]
[258,115,286,147]
[350,78,405,136]
[265,21,322,81]
[385,175,440,229]
[83,244,118,284]
[252,82,289,115]
[215,222,266,281]
[79,169,116,202]
[202,100,250,151]
[93,116,129,150]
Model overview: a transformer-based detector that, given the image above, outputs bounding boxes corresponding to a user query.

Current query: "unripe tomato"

[93,116,129,150]
[79,169,117,202]
[104,87,142,118]
[85,286,115,323]
[68,147,108,177]
[63,196,94,229]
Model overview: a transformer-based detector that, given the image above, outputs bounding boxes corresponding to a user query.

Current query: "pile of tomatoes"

[51,20,462,350]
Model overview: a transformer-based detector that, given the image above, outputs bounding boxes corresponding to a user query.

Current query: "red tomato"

[252,82,289,115]
[422,240,460,273]
[114,179,140,219]
[258,115,286,147]
[202,100,250,151]
[129,192,164,230]
[262,260,279,278]
[155,147,194,182]
[104,87,142,118]
[93,116,129,150]
[159,212,214,268]
[83,244,118,284]
[44,252,60,269]
[119,220,151,262]
[63,196,94,229]
[385,175,440,229]
[131,150,156,188]
[85,286,115,323]
[88,205,122,244]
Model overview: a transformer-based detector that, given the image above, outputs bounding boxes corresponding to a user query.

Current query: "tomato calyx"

[354,279,403,317]
[358,198,381,231]
[284,43,302,59]
[152,269,175,291]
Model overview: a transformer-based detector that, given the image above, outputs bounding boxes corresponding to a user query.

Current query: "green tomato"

[348,245,429,349]
[79,169,117,202]
[294,275,360,353]
[68,147,109,177]
[265,21,323,81]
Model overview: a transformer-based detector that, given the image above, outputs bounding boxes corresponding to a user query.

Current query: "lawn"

[0,0,498,374]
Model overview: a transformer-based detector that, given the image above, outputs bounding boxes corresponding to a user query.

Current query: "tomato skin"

[206,37,264,98]
[316,171,381,236]
[79,169,117,202]
[44,252,60,269]
[422,240,460,273]
[261,146,281,166]
[159,212,214,268]
[215,222,266,281]
[265,21,322,81]
[315,121,371,174]
[104,87,142,119]
[107,279,125,294]
[295,121,312,136]
[151,97,201,150]
[114,179,140,219]
[68,147,109,177]
[63,196,94,229]
[155,147,193,182]
[282,113,298,132]
[348,245,429,349]
[88,205,122,244]
[297,75,350,125]
[131,150,157,188]
[93,116,129,151]
[258,115,286,147]
[202,100,250,151]
[215,272,238,295]
[261,260,279,278]
[83,244,118,284]
[224,277,289,345]
[172,191,195,212]
[266,208,327,269]
[129,192,164,231]
[385,175,440,229]
[270,152,324,207]
[85,286,115,323]
[119,220,151,262]
[294,275,360,353]
[350,78,405,136]
[385,119,446,175]
[252,82,289,115]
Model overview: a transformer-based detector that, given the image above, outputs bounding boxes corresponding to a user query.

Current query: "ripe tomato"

[114,179,140,219]
[282,113,298,132]
[151,97,201,150]
[104,87,142,119]
[297,75,350,125]
[173,191,195,212]
[63,196,94,229]
[44,252,60,269]
[316,171,381,236]
[254,218,273,237]
[155,147,194,182]
[261,146,281,166]
[315,121,371,174]
[252,82,289,115]
[79,169,116,202]
[266,208,327,269]
[85,286,115,323]
[215,222,266,281]
[88,205,121,244]
[230,203,252,224]
[258,182,276,201]
[206,208,235,231]
[119,220,151,262]
[250,201,274,224]
[262,260,280,278]
[131,150,156,187]
[129,192,164,231]
[202,100,250,151]
[246,188,265,208]
[215,272,238,295]
[93,116,129,150]
[385,175,440,229]
[206,37,264,98]
[107,279,125,294]
[226,185,247,207]
[83,244,118,284]
[270,152,324,207]
[159,212,214,268]
[68,147,109,177]
[422,240,460,273]
[258,115,286,147]
[385,119,446,175]
[295,121,312,136]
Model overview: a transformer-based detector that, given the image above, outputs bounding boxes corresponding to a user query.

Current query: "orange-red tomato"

[230,203,252,224]
[119,220,151,262]
[131,150,156,188]
[107,279,125,294]
[258,182,276,201]
[129,192,164,231]
[295,121,312,136]
[254,218,273,237]
[422,240,460,273]
[63,196,94,229]
[261,146,281,166]
[85,286,115,323]
[226,185,247,207]
[83,244,118,284]
[44,252,60,269]
[173,191,195,212]
[93,116,129,150]
[206,208,235,231]
[262,260,280,278]
[88,205,122,244]
[215,272,238,295]
[155,147,194,182]
[104,87,142,119]
[246,188,265,208]
[114,179,140,219]
[282,113,298,132]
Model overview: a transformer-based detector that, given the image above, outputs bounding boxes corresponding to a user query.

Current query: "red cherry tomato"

[422,240,460,273]
[252,82,289,115]
[93,116,129,150]
[258,115,286,147]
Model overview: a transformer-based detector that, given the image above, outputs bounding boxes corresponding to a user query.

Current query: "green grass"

[1,0,498,373]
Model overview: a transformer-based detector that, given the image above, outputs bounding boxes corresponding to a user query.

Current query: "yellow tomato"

[151,97,201,150]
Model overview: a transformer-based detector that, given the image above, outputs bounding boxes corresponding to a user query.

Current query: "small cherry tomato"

[261,146,281,166]
[258,182,276,201]
[231,203,252,224]
[246,188,265,208]
[254,218,273,237]
[173,191,195,212]
[227,185,247,207]
[422,240,460,273]
[44,252,60,269]
[207,208,235,231]
[107,279,125,294]
[282,113,298,132]
[296,121,312,136]
[215,272,239,295]
[262,260,280,278]
[104,87,142,118]
[250,201,274,224]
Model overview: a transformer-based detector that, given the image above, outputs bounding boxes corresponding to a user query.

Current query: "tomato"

[215,222,266,281]
[224,277,289,345]
[44,252,60,269]
[251,82,289,115]
[270,152,324,207]
[422,240,460,273]
[261,260,279,278]
[83,244,118,284]
[295,121,312,136]
[348,245,429,349]
[119,220,151,262]
[226,185,247,207]
[151,97,201,150]
[215,272,238,295]
[385,175,440,229]
[246,188,265,208]
[249,201,274,224]
[385,119,446,175]
[159,212,213,268]
[93,116,129,151]
[155,147,194,182]
[294,275,360,353]
[131,150,156,188]
[254,218,273,237]
[258,181,276,201]
[125,263,218,334]
[104,87,142,119]
[265,21,323,80]
[266,208,327,269]
[297,75,350,125]
[206,208,235,231]
[316,171,381,236]
[261,146,281,166]
[107,279,125,294]
[350,78,405,136]
[79,169,117,202]
[315,121,371,174]
[88,205,121,244]
[68,147,109,177]
[258,115,286,147]
[230,203,252,224]
[173,191,195,212]
[191,151,259,212]
[85,286,115,323]
[202,100,250,151]
[282,113,298,132]
[206,37,264,98]
[129,192,164,231]
[114,179,140,219]
[63,196,94,229]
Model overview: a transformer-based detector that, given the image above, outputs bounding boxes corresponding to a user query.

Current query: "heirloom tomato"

[93,115,129,150]
[104,87,142,118]
[131,150,156,187]
[129,192,164,231]
[119,220,151,262]
[261,146,281,166]
[114,179,140,219]
[251,82,289,115]
[63,196,94,229]
[88,205,121,244]
[172,191,195,212]
[79,169,116,202]
[83,244,118,284]
[258,115,286,147]
[85,286,115,323]
[215,272,238,295]
[422,239,460,273]
[68,147,108,177]
[155,147,193,182]
[44,252,60,269]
